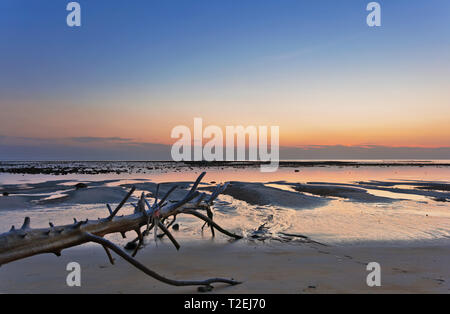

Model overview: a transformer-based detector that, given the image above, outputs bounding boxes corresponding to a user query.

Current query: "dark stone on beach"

[295,169,300,172]
[308,285,316,289]
[197,285,214,293]
[2,192,9,196]
[75,183,88,190]
[172,223,179,231]
[124,242,138,250]
[210,181,216,184]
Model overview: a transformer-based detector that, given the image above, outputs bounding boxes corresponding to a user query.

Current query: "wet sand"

[0,239,448,293]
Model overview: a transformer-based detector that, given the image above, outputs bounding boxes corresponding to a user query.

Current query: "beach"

[1,239,449,293]
[0,161,449,293]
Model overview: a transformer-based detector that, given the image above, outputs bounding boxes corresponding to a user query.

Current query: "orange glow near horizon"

[1,102,449,148]
[1,80,449,149]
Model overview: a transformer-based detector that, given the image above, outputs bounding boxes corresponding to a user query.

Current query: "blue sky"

[2,0,448,98]
[0,1,449,159]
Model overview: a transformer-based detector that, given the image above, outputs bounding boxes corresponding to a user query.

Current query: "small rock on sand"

[124,242,138,250]
[75,183,88,190]
[198,285,214,292]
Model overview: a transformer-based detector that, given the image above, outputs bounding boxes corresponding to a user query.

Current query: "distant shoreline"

[0,160,449,176]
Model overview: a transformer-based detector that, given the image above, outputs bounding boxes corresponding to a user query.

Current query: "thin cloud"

[69,137,134,143]
[1,136,449,160]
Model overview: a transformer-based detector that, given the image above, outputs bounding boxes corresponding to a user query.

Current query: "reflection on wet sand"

[0,164,449,245]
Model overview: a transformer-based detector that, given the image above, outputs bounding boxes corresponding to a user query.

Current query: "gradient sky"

[0,0,449,159]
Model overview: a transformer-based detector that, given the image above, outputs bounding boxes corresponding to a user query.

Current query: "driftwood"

[0,172,243,289]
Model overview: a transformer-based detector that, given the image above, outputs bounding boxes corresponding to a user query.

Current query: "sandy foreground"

[0,238,448,294]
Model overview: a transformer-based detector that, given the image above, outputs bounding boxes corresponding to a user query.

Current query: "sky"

[0,0,449,160]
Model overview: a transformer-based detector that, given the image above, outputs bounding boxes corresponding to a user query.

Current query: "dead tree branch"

[0,172,242,289]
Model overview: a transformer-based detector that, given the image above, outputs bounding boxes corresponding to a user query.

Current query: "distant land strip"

[0,160,449,175]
